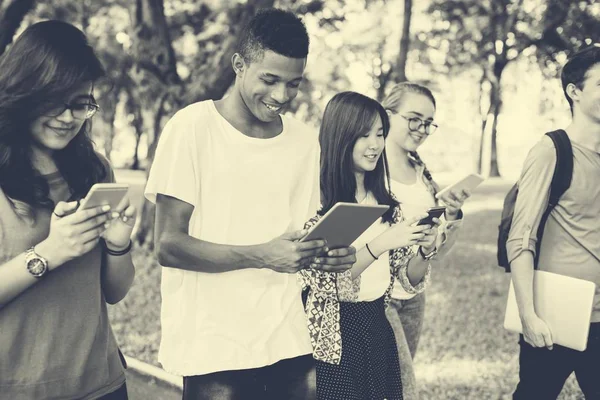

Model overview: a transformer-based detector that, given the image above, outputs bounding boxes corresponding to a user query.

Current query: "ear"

[566,82,580,104]
[231,53,246,76]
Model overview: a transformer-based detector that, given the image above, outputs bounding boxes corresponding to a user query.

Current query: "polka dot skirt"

[315,296,403,400]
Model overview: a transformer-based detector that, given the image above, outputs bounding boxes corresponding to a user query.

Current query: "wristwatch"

[419,246,438,261]
[25,247,49,278]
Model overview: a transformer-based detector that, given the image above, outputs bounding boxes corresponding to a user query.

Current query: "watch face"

[27,258,46,276]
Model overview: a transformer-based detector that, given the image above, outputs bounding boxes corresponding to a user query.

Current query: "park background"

[1,0,598,398]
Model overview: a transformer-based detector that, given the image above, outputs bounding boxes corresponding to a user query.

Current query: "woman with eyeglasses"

[0,21,136,399]
[381,82,472,398]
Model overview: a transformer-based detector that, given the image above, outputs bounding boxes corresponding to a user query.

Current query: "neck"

[565,115,600,152]
[216,90,282,139]
[31,146,57,175]
[354,171,366,201]
[386,142,415,179]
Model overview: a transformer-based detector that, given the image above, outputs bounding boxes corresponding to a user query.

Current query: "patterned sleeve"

[388,204,427,295]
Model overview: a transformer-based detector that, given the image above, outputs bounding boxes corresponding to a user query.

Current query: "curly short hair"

[237,8,309,63]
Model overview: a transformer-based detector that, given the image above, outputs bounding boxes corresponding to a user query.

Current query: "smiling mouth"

[49,126,74,135]
[364,154,379,160]
[263,102,283,113]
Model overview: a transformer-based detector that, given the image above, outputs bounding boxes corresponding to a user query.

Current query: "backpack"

[497,130,573,272]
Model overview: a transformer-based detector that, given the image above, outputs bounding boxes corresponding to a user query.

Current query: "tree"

[421,0,599,177]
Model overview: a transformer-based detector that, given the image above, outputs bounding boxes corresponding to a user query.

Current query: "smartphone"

[416,206,446,226]
[78,183,129,211]
[436,173,485,198]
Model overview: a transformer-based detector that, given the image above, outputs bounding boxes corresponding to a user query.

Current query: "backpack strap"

[546,130,573,207]
[533,130,573,267]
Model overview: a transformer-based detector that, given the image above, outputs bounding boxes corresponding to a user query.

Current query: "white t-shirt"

[144,100,319,376]
[351,193,394,301]
[389,175,436,300]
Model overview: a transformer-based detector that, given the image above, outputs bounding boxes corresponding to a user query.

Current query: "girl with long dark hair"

[301,91,440,400]
[0,21,136,399]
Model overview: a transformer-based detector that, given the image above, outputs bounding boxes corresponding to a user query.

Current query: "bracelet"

[365,243,378,260]
[419,246,437,260]
[101,239,132,256]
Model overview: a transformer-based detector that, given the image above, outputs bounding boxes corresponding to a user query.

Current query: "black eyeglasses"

[399,115,438,135]
[46,101,100,120]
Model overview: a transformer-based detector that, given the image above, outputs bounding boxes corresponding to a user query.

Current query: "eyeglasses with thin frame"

[46,101,100,120]
[393,112,438,135]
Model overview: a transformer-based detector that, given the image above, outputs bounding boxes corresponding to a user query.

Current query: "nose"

[270,83,289,104]
[368,135,383,150]
[55,108,75,123]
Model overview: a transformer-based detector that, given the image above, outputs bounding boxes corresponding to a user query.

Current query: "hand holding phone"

[417,206,446,226]
[78,183,129,211]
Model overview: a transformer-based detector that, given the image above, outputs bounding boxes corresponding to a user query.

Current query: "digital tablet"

[436,173,485,198]
[78,183,129,211]
[300,202,389,249]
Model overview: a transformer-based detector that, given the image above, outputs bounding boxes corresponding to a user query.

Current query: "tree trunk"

[0,0,36,56]
[477,74,489,174]
[395,0,412,83]
[488,84,502,177]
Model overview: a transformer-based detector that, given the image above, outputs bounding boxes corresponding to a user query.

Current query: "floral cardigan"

[298,203,432,365]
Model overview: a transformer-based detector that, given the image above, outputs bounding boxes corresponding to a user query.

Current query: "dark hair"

[561,45,600,114]
[382,82,440,199]
[319,91,398,223]
[0,20,107,218]
[237,8,309,63]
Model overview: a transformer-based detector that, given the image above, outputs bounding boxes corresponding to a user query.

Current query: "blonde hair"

[381,81,436,112]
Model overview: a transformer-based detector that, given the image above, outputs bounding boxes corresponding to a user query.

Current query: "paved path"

[125,369,181,400]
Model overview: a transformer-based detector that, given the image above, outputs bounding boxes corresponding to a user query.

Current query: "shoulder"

[525,135,557,166]
[163,101,213,134]
[158,101,215,146]
[282,114,319,147]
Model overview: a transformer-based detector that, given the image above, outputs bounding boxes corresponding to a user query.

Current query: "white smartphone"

[78,183,129,211]
[436,173,484,198]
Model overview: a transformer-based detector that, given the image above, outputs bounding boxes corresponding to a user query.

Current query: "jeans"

[513,323,600,399]
[182,355,316,400]
[98,382,128,400]
[386,292,426,400]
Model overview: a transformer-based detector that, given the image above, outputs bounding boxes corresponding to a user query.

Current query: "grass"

[108,180,586,399]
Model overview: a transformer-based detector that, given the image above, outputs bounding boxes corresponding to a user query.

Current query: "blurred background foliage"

[1,0,598,245]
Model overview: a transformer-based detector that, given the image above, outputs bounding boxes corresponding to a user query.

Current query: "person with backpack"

[506,45,600,399]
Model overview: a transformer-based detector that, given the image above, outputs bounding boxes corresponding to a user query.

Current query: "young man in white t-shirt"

[144,9,356,400]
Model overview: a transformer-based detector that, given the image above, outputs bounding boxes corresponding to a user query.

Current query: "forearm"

[157,231,264,273]
[102,251,135,305]
[349,246,378,280]
[0,252,40,309]
[510,251,537,320]
[0,239,68,309]
[405,254,431,286]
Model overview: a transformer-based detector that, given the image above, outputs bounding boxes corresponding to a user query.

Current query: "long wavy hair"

[382,82,441,197]
[0,20,107,218]
[319,91,398,223]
